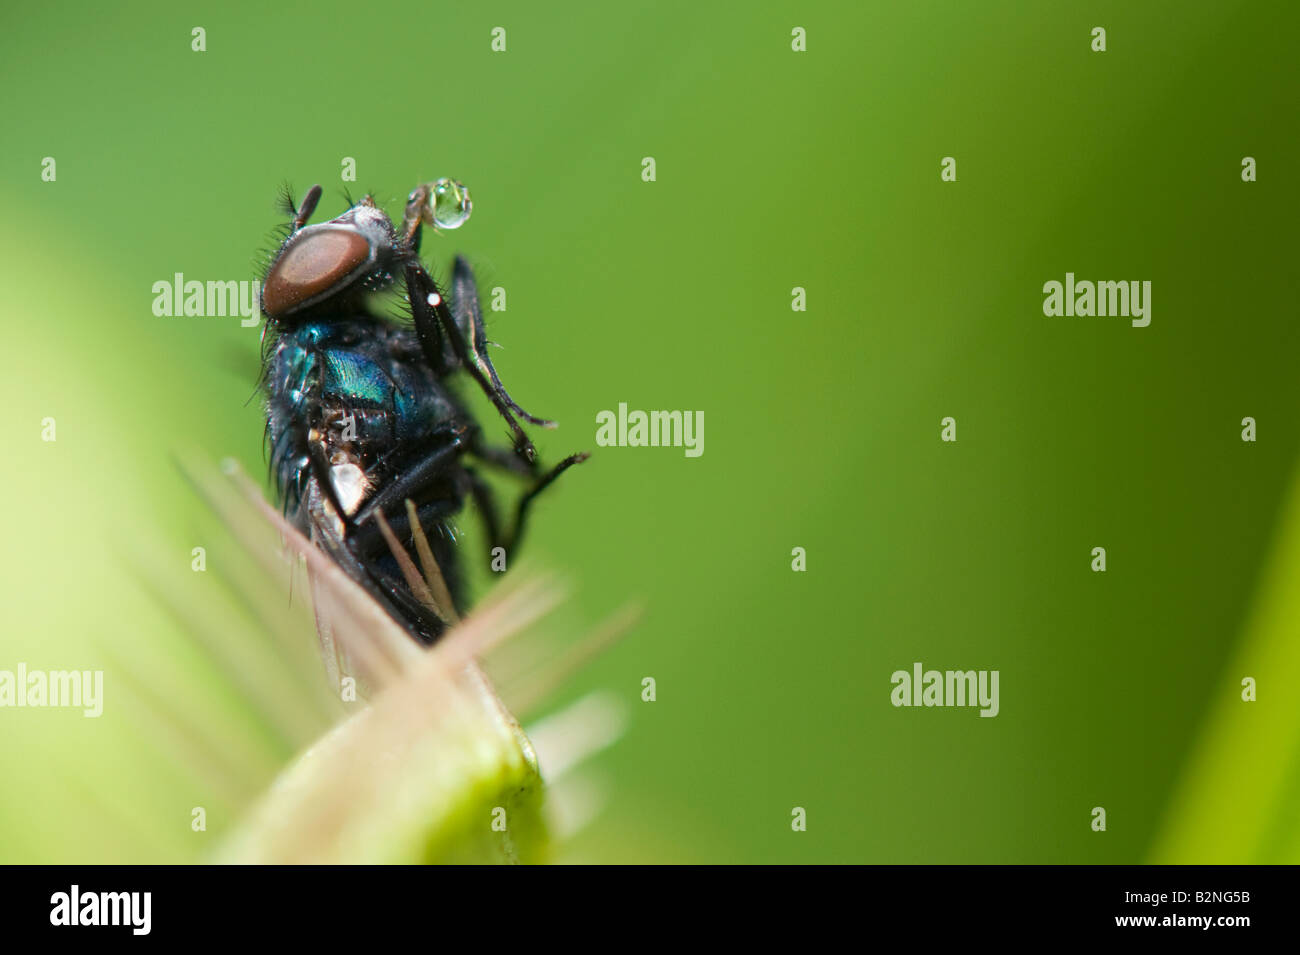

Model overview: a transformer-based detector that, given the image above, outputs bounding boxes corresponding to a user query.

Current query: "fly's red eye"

[263,228,372,318]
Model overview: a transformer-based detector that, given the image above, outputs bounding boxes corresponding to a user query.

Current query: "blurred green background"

[2,0,1298,863]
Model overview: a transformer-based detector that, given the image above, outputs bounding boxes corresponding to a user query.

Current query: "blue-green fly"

[260,180,585,644]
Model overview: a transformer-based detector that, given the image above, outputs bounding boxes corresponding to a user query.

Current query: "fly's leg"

[506,452,589,554]
[404,259,551,462]
[447,255,557,432]
[464,452,589,568]
[468,438,537,479]
[298,398,466,640]
[299,425,450,643]
[345,427,473,631]
[325,528,448,645]
[463,466,505,563]
[352,424,469,527]
[401,187,555,462]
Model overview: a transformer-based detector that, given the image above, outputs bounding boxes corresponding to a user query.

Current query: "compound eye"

[263,228,372,317]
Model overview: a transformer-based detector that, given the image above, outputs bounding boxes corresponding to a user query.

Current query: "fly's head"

[260,180,473,326]
[261,199,407,324]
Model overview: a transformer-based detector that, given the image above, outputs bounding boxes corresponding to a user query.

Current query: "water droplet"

[428,178,472,229]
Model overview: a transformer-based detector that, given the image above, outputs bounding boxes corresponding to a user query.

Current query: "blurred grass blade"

[1150,464,1300,863]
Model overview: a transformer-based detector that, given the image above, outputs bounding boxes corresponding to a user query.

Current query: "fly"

[259,178,585,644]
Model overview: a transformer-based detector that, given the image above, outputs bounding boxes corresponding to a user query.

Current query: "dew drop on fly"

[427,178,472,229]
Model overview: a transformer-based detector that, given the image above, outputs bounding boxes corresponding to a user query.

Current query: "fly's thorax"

[263,314,470,524]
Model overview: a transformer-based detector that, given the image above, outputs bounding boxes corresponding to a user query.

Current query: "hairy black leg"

[400,185,556,461]
[298,438,448,643]
[404,262,546,462]
[461,451,589,566]
[505,452,589,554]
[324,527,447,644]
[464,426,590,558]
[448,256,556,430]
[371,569,446,644]
[352,426,468,527]
[469,433,538,479]
[307,442,461,645]
[463,467,506,566]
[349,489,465,638]
[348,494,458,561]
[326,420,473,633]
[365,417,469,488]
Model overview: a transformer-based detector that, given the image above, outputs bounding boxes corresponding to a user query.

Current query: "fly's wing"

[204,459,423,692]
[301,479,451,657]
